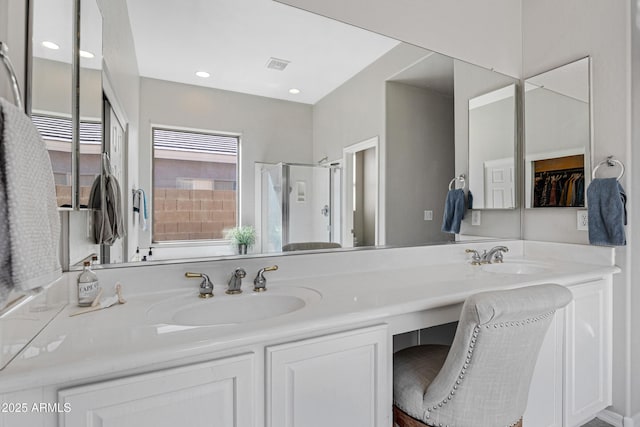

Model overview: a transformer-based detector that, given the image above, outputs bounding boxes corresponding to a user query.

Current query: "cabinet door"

[523,310,564,427]
[266,325,389,427]
[564,279,613,427]
[58,353,254,427]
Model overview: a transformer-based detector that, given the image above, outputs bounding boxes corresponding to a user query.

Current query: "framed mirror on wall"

[524,57,591,209]
[28,0,521,269]
[467,84,517,210]
[29,0,75,208]
[29,0,103,209]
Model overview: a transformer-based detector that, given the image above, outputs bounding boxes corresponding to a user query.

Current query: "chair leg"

[393,406,428,427]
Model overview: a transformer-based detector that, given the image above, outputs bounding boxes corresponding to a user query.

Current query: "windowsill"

[151,239,232,248]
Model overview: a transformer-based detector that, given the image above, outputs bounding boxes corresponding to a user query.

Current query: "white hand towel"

[0,98,61,306]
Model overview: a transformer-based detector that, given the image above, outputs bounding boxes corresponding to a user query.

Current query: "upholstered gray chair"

[393,284,573,427]
[282,242,342,251]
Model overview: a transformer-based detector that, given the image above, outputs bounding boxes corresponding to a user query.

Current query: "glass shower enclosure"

[260,163,341,253]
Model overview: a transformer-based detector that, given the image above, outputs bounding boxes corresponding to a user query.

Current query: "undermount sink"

[481,261,550,275]
[147,287,321,326]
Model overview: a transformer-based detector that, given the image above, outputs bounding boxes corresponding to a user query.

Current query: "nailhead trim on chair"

[415,310,556,427]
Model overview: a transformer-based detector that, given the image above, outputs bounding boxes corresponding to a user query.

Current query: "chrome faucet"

[253,265,278,292]
[465,246,509,265]
[227,268,246,294]
[185,272,214,298]
[485,245,509,263]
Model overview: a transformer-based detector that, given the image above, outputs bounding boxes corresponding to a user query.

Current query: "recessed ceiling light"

[289,88,301,95]
[42,41,60,50]
[195,71,210,78]
[79,50,95,58]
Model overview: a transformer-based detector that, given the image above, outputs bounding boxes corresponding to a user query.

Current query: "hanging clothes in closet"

[533,167,585,207]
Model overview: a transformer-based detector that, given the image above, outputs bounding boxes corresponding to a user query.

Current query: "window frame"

[151,124,241,246]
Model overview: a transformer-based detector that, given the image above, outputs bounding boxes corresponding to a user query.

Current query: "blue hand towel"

[587,178,627,246]
[441,189,466,234]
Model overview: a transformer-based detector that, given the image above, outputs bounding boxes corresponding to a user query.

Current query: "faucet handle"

[226,268,246,295]
[254,265,278,292]
[185,272,214,298]
[465,249,482,266]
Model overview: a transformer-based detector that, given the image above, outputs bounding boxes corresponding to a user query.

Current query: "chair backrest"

[282,242,342,251]
[422,284,573,427]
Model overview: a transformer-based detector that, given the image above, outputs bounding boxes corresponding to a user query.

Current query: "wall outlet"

[423,210,433,221]
[471,210,481,226]
[577,210,588,231]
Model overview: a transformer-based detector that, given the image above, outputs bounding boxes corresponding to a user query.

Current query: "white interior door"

[483,158,514,208]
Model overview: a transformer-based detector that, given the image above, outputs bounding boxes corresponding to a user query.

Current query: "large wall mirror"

[29,0,521,268]
[524,57,591,209]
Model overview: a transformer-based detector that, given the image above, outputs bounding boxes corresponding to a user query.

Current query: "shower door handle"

[320,205,330,217]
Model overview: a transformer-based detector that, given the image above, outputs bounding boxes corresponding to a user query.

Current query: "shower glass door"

[260,163,340,253]
[261,164,283,253]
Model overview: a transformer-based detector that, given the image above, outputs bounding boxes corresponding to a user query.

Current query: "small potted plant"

[225,225,257,254]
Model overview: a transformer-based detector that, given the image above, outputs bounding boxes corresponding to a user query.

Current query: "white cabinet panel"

[564,279,612,427]
[267,325,388,427]
[523,310,564,427]
[58,353,254,427]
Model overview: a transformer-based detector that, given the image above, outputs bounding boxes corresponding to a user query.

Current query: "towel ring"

[592,156,624,180]
[449,174,466,190]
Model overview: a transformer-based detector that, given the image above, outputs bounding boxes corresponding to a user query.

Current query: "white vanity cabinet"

[564,279,613,426]
[266,325,389,427]
[524,277,613,427]
[57,353,255,427]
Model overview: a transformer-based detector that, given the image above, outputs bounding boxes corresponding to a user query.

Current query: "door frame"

[342,136,379,247]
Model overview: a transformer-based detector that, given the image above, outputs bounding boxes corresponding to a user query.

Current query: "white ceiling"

[32,0,103,70]
[125,0,400,104]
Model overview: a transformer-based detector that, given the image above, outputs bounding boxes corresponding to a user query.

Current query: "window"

[152,127,239,242]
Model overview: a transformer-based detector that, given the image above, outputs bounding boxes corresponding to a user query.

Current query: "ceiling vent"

[266,57,290,71]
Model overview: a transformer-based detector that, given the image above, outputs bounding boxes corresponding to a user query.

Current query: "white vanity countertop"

[0,241,619,393]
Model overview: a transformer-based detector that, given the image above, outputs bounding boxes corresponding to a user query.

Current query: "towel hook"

[592,156,624,180]
[449,174,466,191]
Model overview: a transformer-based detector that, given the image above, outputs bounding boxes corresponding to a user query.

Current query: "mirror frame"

[523,56,592,210]
[467,83,519,210]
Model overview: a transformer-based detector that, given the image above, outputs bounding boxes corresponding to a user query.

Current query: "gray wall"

[138,77,314,250]
[523,0,632,418]
[385,81,454,245]
[312,43,430,244]
[524,87,589,157]
[0,1,27,106]
[631,0,640,419]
